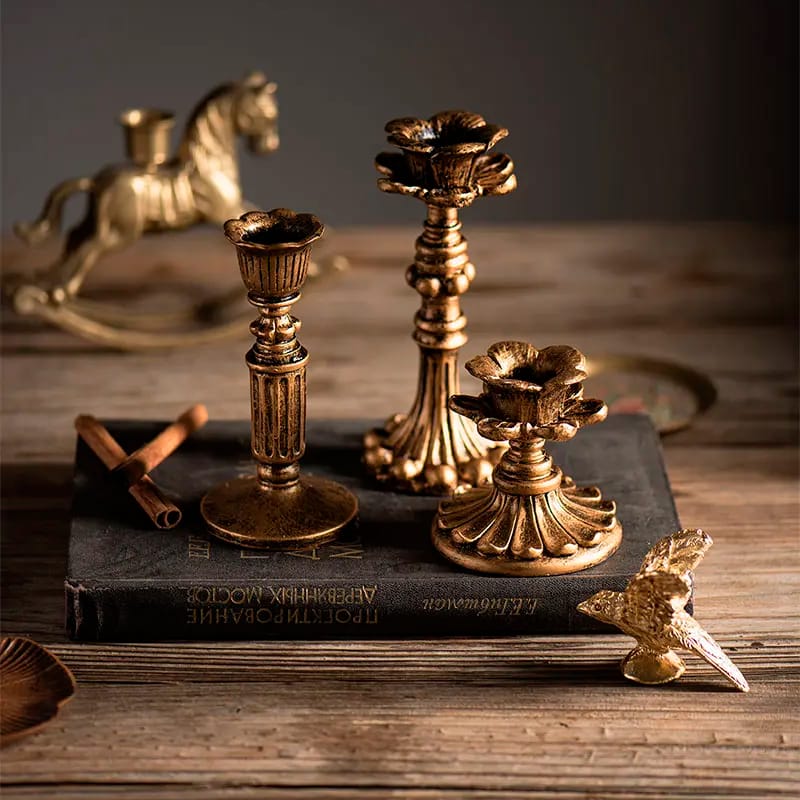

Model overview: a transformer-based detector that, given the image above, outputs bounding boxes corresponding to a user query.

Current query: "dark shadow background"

[2,0,797,226]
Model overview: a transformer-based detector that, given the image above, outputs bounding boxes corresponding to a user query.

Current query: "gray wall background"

[2,0,797,227]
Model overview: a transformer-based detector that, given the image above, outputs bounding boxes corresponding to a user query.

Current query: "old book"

[66,415,680,640]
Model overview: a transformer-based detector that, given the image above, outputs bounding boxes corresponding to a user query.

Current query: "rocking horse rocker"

[7,73,343,349]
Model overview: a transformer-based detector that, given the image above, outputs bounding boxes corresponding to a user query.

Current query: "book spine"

[65,576,621,641]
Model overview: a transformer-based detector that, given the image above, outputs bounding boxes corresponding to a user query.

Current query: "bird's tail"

[679,616,750,692]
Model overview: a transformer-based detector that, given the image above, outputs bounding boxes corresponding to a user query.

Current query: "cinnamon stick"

[112,404,208,485]
[74,415,182,530]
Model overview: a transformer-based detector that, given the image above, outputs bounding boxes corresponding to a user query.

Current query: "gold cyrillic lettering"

[362,585,377,604]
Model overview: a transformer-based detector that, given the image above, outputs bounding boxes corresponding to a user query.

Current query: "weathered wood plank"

[1,681,798,797]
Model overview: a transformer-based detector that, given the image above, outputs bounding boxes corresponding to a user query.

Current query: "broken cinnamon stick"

[112,404,208,485]
[74,415,182,530]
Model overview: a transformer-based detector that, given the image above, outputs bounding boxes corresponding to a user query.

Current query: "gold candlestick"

[363,111,517,495]
[201,209,358,549]
[432,341,622,575]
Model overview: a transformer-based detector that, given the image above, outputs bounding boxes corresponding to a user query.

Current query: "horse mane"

[178,81,242,167]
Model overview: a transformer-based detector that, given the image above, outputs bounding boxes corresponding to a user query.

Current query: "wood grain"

[1,223,798,799]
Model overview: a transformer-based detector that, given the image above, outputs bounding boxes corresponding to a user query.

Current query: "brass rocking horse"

[7,72,344,349]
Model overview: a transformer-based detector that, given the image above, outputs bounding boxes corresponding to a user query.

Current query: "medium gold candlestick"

[201,209,358,549]
[363,111,517,495]
[432,341,622,575]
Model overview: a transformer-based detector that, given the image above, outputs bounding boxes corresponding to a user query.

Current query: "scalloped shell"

[0,637,75,744]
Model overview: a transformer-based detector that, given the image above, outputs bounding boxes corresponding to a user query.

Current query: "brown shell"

[0,637,76,744]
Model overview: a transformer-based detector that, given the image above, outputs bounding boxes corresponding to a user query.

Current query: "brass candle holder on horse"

[201,209,358,549]
[5,73,346,350]
[363,111,517,495]
[432,341,622,575]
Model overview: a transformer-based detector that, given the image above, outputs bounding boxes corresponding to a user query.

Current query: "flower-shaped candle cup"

[455,341,608,441]
[224,208,323,302]
[433,341,622,576]
[364,111,517,495]
[376,111,516,207]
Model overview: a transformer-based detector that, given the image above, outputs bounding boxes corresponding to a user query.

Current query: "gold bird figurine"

[577,529,749,691]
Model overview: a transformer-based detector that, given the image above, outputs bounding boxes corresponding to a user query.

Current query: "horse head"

[234,72,279,155]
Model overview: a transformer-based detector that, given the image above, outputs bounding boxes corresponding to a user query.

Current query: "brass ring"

[585,354,717,435]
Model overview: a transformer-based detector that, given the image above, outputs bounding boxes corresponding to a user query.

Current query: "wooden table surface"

[1,223,798,798]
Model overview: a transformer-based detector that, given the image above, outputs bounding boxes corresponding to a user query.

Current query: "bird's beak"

[576,599,593,617]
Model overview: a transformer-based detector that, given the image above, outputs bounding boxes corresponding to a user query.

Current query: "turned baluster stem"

[411,205,469,353]
[247,295,307,490]
[493,438,563,496]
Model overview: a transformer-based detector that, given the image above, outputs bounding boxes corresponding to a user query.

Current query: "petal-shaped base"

[377,178,479,208]
[364,412,504,495]
[375,149,516,208]
[363,348,504,495]
[621,646,686,685]
[432,478,622,575]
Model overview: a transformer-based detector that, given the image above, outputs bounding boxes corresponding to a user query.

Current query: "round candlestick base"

[621,646,686,685]
[201,474,358,550]
[431,482,622,576]
[432,521,622,576]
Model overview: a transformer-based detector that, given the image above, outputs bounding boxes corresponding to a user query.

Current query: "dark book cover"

[66,415,680,641]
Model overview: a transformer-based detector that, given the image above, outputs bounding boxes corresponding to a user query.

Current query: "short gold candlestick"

[201,209,358,549]
[363,111,517,495]
[432,341,622,575]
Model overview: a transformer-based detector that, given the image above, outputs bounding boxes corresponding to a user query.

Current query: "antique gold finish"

[364,111,516,495]
[578,529,750,691]
[6,74,347,350]
[201,209,358,549]
[432,341,622,575]
[0,637,76,744]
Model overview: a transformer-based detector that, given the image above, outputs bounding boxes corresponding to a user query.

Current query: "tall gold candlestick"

[363,111,517,495]
[201,209,358,549]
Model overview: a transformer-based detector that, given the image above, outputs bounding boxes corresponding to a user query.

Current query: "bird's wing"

[673,614,750,692]
[638,528,713,579]
[624,571,690,637]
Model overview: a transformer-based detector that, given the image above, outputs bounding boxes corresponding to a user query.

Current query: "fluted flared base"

[432,476,622,575]
[364,413,503,496]
[364,349,503,495]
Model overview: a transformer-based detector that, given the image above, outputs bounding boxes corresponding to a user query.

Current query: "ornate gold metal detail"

[578,529,749,691]
[432,341,622,575]
[201,209,358,549]
[363,111,516,495]
[6,74,347,350]
[0,637,76,744]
